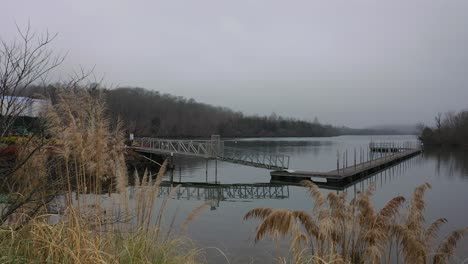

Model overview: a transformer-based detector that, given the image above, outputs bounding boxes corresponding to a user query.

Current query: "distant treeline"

[104,87,417,138]
[420,111,468,146]
[105,87,339,138]
[25,85,408,138]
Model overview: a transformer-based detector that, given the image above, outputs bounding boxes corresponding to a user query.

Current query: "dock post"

[345,150,348,168]
[215,159,218,183]
[336,150,340,172]
[354,148,356,169]
[170,152,174,169]
[342,152,345,171]
[205,159,208,182]
[360,147,363,163]
[367,148,369,163]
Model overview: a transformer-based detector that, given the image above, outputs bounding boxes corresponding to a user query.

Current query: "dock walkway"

[271,148,421,184]
[129,135,421,186]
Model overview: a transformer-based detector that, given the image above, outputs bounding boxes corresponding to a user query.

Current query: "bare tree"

[434,112,442,132]
[0,23,64,138]
[0,23,64,226]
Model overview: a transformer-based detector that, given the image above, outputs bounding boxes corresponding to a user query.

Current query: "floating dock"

[270,148,422,185]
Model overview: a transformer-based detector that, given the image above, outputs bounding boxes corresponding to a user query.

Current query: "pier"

[271,144,422,185]
[129,135,422,186]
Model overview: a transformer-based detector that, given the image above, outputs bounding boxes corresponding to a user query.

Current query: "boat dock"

[271,145,422,185]
[130,135,422,186]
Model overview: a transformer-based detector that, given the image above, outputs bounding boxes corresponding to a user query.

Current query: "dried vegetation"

[0,88,203,263]
[245,181,468,264]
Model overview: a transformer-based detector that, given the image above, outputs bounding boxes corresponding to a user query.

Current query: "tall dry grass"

[245,181,468,264]
[0,87,204,263]
[44,88,128,196]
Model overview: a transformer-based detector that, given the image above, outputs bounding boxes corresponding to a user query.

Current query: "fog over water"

[2,0,468,127]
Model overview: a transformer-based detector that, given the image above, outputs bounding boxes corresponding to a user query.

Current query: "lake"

[144,135,468,263]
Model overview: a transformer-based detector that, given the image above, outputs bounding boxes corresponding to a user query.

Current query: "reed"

[0,87,203,263]
[245,181,468,264]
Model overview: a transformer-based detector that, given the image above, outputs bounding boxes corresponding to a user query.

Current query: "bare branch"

[0,24,64,138]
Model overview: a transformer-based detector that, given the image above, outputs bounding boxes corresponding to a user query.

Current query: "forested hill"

[105,87,339,138]
[25,85,408,138]
[104,87,408,138]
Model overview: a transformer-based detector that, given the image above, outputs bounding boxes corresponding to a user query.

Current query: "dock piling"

[179,164,182,183]
[205,159,208,182]
[342,152,345,171]
[215,159,218,183]
[354,148,356,169]
[336,150,340,172]
[346,150,348,168]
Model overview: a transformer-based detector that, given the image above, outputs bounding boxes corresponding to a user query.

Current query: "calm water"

[149,135,468,263]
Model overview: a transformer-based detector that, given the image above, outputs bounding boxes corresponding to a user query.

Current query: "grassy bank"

[0,214,200,264]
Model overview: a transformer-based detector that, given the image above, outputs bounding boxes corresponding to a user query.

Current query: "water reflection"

[423,148,468,178]
[147,137,468,263]
[157,182,290,209]
[156,154,419,210]
[335,155,420,193]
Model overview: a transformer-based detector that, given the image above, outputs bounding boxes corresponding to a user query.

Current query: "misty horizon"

[2,0,468,127]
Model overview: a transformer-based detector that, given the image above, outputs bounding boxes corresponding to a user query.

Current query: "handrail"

[131,137,290,170]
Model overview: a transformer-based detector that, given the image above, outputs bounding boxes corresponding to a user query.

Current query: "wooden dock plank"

[270,149,422,183]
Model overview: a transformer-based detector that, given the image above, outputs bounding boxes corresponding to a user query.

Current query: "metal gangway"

[129,135,290,170]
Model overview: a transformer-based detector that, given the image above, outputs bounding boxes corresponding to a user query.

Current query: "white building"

[1,96,50,118]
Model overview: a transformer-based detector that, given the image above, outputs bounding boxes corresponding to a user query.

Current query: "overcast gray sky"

[2,0,468,127]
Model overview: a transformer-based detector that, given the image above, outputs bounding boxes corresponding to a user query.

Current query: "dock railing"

[132,137,222,158]
[334,141,421,174]
[370,141,421,152]
[221,146,290,170]
[131,135,290,170]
